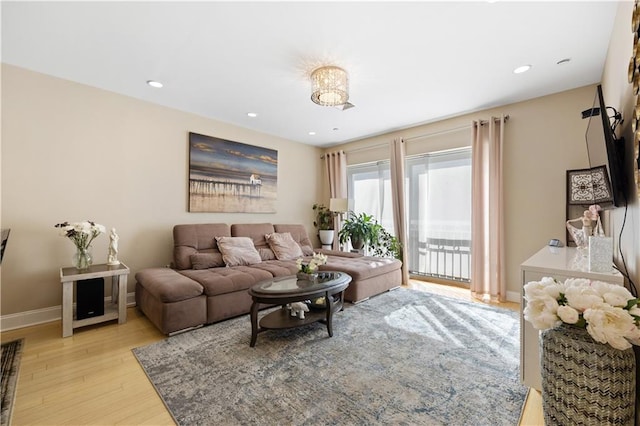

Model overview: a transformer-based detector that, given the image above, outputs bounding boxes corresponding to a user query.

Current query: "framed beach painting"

[188,132,278,213]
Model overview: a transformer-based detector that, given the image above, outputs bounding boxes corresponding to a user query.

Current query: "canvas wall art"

[189,132,277,213]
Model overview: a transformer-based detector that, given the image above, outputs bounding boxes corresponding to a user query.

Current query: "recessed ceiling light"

[308,131,316,136]
[513,65,531,74]
[513,65,532,74]
[146,80,163,88]
[557,58,571,65]
[247,112,258,118]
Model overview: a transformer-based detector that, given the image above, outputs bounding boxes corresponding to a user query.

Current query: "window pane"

[347,162,394,232]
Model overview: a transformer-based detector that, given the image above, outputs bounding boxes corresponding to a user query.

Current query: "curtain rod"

[403,123,471,142]
[405,115,509,142]
[321,114,509,157]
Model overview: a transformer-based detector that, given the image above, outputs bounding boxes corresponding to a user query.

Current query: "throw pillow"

[215,236,262,266]
[265,232,304,260]
[258,247,276,261]
[190,253,224,270]
[300,245,315,256]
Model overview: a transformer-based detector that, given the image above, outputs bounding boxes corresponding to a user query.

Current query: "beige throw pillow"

[265,232,304,260]
[215,236,262,266]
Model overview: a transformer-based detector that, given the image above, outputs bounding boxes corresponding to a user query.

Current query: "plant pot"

[350,236,364,250]
[318,230,334,246]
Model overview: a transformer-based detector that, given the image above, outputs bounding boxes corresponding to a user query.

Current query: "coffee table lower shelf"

[251,297,343,347]
[259,307,329,329]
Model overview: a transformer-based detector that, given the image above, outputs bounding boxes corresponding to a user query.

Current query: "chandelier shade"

[310,66,349,106]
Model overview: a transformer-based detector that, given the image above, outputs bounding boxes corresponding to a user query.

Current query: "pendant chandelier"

[310,66,349,107]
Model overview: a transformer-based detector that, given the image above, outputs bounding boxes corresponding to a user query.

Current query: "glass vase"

[73,246,93,271]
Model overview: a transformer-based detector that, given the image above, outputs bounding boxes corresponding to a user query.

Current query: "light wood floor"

[1,281,543,425]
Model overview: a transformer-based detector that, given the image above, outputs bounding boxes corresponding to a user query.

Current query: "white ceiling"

[1,1,619,147]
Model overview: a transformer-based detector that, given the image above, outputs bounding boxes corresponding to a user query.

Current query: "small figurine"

[566,204,603,249]
[289,302,309,319]
[589,204,605,237]
[566,215,591,249]
[107,228,120,265]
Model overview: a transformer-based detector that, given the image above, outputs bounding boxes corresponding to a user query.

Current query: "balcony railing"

[409,237,471,283]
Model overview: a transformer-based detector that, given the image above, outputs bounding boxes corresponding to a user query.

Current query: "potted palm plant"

[338,212,383,250]
[313,203,336,246]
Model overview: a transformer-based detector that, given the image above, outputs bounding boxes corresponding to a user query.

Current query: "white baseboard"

[0,292,136,332]
[506,290,520,304]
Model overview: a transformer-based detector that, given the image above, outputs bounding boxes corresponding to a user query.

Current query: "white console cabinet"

[520,246,624,390]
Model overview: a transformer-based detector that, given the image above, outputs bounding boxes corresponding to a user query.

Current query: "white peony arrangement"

[296,252,328,274]
[524,277,640,350]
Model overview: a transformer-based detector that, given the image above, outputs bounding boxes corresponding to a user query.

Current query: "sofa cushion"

[257,247,276,261]
[231,223,275,249]
[247,259,299,277]
[301,245,314,256]
[317,248,363,258]
[173,223,230,270]
[320,255,401,281]
[190,253,224,269]
[135,268,204,303]
[265,232,304,260]
[180,267,273,296]
[216,236,262,266]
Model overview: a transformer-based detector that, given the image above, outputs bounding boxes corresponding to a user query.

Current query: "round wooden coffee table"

[248,271,351,347]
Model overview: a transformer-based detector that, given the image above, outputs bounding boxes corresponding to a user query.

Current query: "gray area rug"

[1,339,24,426]
[133,288,526,425]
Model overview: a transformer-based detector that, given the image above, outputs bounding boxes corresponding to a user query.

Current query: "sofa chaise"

[135,223,402,334]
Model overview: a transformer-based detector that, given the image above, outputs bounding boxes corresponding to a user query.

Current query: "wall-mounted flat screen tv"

[584,85,627,207]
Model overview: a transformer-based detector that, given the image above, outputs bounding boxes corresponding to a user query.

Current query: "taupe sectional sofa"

[135,223,402,334]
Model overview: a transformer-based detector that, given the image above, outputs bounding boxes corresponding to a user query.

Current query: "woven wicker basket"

[540,324,636,425]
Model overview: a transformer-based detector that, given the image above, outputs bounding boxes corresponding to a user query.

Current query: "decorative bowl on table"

[308,297,326,310]
[296,271,318,282]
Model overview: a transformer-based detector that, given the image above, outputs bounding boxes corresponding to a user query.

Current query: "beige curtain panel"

[390,138,409,285]
[324,151,347,250]
[471,116,506,302]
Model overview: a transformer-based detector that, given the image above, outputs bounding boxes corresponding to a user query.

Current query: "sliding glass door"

[406,148,472,283]
[347,147,472,283]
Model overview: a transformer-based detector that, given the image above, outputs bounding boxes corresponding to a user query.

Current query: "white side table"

[60,263,129,337]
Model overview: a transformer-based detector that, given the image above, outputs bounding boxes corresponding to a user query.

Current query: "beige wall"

[4,2,639,320]
[325,85,600,300]
[1,64,323,317]
[601,1,640,293]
